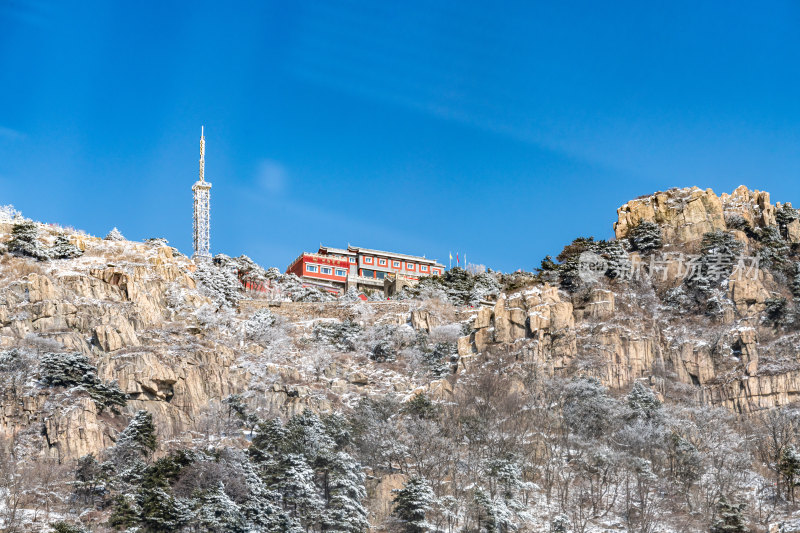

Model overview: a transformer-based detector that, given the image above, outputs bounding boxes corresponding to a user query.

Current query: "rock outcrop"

[455,186,800,413]
[614,185,776,245]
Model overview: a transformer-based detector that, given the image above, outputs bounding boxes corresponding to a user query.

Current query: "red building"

[285,252,351,295]
[286,245,445,296]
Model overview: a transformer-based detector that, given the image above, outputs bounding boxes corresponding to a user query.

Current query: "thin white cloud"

[256,159,287,194]
[0,126,25,141]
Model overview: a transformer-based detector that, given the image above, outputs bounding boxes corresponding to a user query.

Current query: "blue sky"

[2,1,799,272]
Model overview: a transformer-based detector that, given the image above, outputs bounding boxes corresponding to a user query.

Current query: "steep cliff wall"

[455,186,800,413]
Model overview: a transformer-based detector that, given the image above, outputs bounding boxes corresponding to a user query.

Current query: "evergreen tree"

[50,232,83,259]
[137,487,189,532]
[250,418,287,458]
[323,411,352,449]
[192,482,247,533]
[275,453,324,527]
[7,219,49,260]
[39,352,126,411]
[392,476,436,533]
[323,451,369,533]
[627,381,662,421]
[107,494,138,530]
[49,521,86,533]
[791,263,800,301]
[240,458,294,532]
[403,392,438,420]
[780,445,800,501]
[284,410,336,464]
[551,514,571,533]
[74,453,103,504]
[668,433,702,489]
[709,496,747,533]
[117,410,158,459]
[223,394,259,433]
[472,487,501,533]
[563,377,618,439]
[628,221,663,253]
[777,203,799,238]
[756,226,791,271]
[105,227,125,241]
[697,230,744,281]
[194,259,242,307]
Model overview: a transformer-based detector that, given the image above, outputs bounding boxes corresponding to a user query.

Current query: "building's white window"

[406,263,415,270]
[306,264,318,273]
[393,261,400,267]
[364,257,373,264]
[433,269,441,275]
[349,257,356,263]
[420,265,428,272]
[335,269,347,277]
[378,259,387,266]
[321,267,332,275]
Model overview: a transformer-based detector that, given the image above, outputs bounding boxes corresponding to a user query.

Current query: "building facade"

[286,245,445,296]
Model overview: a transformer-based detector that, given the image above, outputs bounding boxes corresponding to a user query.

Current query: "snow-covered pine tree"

[709,496,747,533]
[223,393,259,433]
[562,377,618,439]
[137,486,189,532]
[117,410,158,459]
[626,381,662,421]
[791,263,800,301]
[777,203,799,238]
[284,410,337,463]
[191,482,247,532]
[240,456,296,532]
[472,487,499,533]
[49,521,87,533]
[340,287,363,302]
[627,221,663,253]
[39,352,126,411]
[244,309,278,342]
[322,451,369,533]
[40,352,99,388]
[107,494,138,530]
[0,204,20,221]
[193,259,242,307]
[144,237,169,246]
[780,445,800,501]
[50,232,83,259]
[757,225,791,271]
[322,412,352,449]
[7,219,49,260]
[275,453,324,528]
[392,476,436,533]
[250,418,288,458]
[551,514,572,533]
[73,453,103,504]
[105,227,125,241]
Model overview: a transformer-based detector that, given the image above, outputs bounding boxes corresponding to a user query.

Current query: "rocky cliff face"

[455,185,800,413]
[0,225,457,463]
[3,186,799,463]
[4,187,800,531]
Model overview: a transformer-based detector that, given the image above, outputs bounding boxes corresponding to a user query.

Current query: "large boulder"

[614,187,726,244]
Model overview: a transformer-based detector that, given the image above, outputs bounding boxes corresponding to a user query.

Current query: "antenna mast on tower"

[192,126,212,259]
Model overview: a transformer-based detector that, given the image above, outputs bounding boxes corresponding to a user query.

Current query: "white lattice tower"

[192,126,212,259]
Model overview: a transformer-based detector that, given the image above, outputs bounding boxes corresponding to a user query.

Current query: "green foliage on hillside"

[39,352,126,412]
[400,267,500,306]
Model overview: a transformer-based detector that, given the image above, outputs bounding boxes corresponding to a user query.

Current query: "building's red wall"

[292,249,444,281]
[288,254,350,282]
